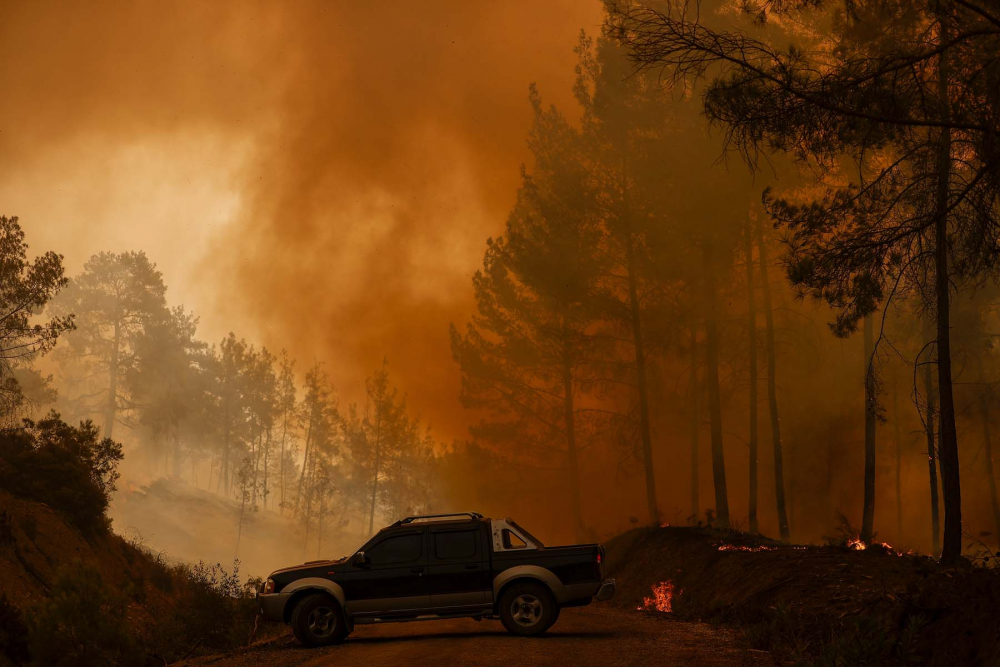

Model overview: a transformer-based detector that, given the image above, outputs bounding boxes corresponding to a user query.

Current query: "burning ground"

[605,526,1000,665]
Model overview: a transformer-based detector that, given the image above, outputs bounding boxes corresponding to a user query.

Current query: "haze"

[5,0,1000,578]
[1,0,603,440]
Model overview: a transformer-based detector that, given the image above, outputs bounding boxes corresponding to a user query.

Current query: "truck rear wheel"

[290,593,349,647]
[499,582,558,636]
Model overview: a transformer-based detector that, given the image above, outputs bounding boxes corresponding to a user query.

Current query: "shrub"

[27,565,142,667]
[0,594,29,666]
[0,413,122,534]
[148,561,264,661]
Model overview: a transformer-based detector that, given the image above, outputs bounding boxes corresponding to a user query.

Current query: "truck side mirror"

[352,551,370,568]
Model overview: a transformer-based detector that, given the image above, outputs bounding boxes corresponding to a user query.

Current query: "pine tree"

[52,251,167,439]
[451,85,604,540]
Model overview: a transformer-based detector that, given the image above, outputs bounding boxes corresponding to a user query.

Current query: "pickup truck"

[257,512,616,646]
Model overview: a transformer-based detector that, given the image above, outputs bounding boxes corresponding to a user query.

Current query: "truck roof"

[384,512,489,530]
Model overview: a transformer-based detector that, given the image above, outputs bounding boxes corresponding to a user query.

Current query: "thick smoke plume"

[1,0,603,440]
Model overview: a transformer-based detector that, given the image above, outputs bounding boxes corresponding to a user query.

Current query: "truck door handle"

[411,568,424,575]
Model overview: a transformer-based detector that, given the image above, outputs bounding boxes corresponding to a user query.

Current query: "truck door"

[342,528,429,615]
[426,523,491,608]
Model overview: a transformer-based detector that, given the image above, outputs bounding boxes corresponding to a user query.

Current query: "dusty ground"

[173,606,772,667]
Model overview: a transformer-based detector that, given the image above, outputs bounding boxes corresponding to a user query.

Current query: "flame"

[637,580,677,613]
[660,522,670,528]
[715,543,807,552]
[843,538,916,556]
[717,544,776,552]
[877,541,916,557]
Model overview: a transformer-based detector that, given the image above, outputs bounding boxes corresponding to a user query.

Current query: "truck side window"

[367,533,422,565]
[434,530,478,560]
[502,529,527,549]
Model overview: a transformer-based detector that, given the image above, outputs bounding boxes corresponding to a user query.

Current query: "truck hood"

[269,557,345,577]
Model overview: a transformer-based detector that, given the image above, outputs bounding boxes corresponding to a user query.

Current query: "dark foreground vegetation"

[606,526,1000,666]
[0,417,270,667]
[2,414,998,666]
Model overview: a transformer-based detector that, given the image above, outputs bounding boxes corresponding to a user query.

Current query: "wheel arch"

[493,565,564,611]
[280,578,347,623]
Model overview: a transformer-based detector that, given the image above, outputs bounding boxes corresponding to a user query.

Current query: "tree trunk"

[263,427,271,511]
[689,327,700,522]
[105,320,120,440]
[702,244,730,529]
[981,392,1000,551]
[367,396,384,535]
[934,25,962,566]
[296,408,315,512]
[618,158,658,525]
[251,428,262,508]
[562,347,585,541]
[892,376,904,541]
[625,230,658,525]
[923,321,941,556]
[861,312,877,544]
[746,221,759,534]
[220,403,230,494]
[234,486,247,560]
[280,407,289,515]
[172,427,182,479]
[755,217,790,540]
[317,494,325,557]
[303,452,319,553]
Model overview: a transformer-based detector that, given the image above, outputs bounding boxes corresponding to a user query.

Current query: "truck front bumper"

[595,578,617,602]
[257,592,292,622]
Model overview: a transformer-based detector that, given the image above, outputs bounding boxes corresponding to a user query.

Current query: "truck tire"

[290,593,349,647]
[499,581,558,636]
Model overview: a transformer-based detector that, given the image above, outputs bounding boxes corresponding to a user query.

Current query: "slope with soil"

[604,526,1000,666]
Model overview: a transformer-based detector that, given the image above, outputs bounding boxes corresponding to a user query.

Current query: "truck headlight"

[262,578,276,594]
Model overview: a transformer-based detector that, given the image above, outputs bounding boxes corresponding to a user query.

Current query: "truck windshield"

[508,519,545,548]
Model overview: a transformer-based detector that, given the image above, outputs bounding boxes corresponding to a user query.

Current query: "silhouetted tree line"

[606,0,1000,565]
[0,217,437,553]
[454,0,1000,562]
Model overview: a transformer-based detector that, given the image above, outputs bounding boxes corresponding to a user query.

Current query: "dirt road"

[176,606,771,667]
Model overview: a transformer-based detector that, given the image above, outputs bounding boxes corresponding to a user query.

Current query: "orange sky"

[0,0,605,441]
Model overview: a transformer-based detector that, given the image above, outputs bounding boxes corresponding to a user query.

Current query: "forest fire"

[716,543,777,552]
[843,538,915,556]
[637,580,677,613]
[6,0,1000,663]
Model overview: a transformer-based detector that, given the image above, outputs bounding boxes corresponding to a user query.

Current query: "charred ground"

[606,526,1000,666]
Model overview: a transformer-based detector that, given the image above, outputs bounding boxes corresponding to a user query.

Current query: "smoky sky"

[1,0,605,440]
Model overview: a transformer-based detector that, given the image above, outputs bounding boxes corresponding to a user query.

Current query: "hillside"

[604,526,1000,666]
[0,486,271,666]
[110,477,367,580]
[0,490,161,607]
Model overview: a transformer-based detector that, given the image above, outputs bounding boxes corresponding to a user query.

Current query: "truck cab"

[257,512,616,646]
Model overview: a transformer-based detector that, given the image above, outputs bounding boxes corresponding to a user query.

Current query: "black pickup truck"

[257,512,616,646]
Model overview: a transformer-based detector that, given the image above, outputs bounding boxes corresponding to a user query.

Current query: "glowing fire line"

[637,580,677,613]
[715,543,808,552]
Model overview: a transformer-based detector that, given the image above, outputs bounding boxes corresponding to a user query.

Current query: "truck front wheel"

[290,593,349,647]
[499,582,558,636]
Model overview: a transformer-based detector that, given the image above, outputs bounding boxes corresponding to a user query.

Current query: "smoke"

[7,1,998,559]
[1,0,604,439]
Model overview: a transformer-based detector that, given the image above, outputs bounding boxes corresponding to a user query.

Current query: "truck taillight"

[596,552,602,565]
